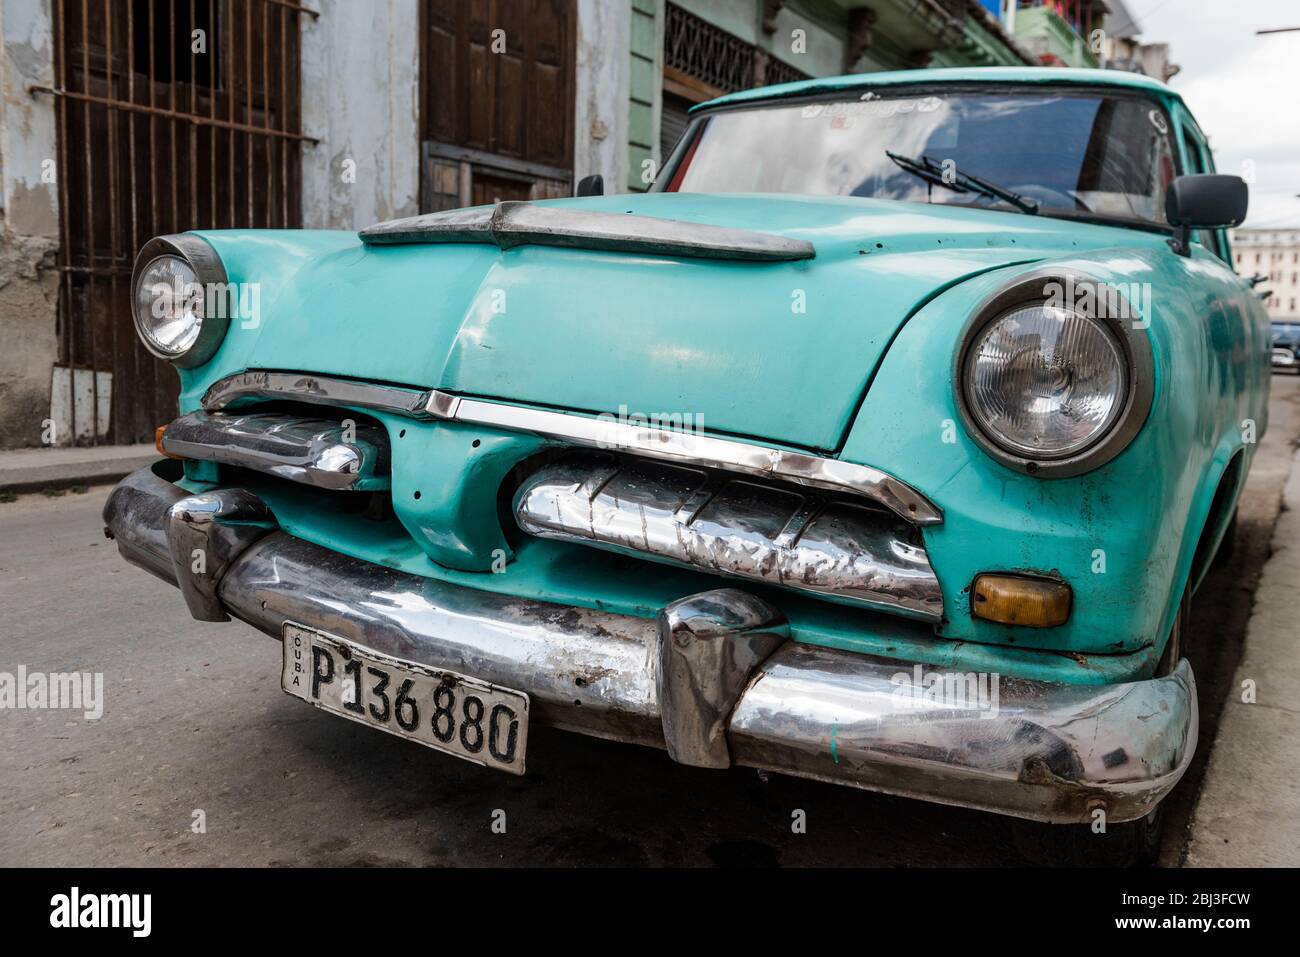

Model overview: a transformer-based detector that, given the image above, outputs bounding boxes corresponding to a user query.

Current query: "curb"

[1185,445,1300,867]
[0,444,158,494]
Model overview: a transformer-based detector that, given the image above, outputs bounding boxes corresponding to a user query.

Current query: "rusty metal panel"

[43,0,312,445]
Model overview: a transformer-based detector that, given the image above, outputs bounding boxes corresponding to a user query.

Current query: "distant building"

[996,0,1178,80]
[1233,229,1300,320]
[1097,0,1180,82]
[1003,0,1109,68]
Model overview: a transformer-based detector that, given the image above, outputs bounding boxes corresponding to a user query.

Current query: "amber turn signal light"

[971,574,1072,628]
[155,424,183,460]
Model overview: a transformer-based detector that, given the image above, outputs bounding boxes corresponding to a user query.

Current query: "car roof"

[695,67,1181,113]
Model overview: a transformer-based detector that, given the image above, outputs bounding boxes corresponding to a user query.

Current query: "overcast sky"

[1135,0,1300,227]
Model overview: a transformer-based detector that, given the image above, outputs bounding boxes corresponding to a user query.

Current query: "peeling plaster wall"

[0,0,60,449]
[299,0,421,230]
[575,0,632,193]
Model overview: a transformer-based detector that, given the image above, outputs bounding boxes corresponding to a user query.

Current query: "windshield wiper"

[885,151,1039,215]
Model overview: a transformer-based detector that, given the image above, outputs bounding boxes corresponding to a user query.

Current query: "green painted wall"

[627,0,662,191]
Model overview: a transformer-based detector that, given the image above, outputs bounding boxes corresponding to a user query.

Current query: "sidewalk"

[1186,445,1300,867]
[0,443,157,494]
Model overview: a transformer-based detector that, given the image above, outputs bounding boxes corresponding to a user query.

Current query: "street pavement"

[1186,442,1300,867]
[2,376,1298,867]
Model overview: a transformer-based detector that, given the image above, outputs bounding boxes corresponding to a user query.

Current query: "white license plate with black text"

[281,623,529,774]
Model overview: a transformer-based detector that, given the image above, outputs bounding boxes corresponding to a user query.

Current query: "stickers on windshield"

[801,96,944,121]
[1148,109,1169,134]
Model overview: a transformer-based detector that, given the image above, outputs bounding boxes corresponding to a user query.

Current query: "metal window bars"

[33,0,315,446]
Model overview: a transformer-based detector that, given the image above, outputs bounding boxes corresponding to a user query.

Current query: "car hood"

[194,194,1165,452]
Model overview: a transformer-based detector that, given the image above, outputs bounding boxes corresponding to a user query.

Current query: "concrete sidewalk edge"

[1185,445,1300,867]
[0,444,158,494]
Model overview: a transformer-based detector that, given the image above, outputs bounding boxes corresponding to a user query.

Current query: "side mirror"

[1166,174,1248,256]
[575,174,604,197]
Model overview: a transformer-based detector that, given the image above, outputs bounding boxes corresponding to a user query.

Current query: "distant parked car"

[104,67,1267,867]
[1272,321,1300,373]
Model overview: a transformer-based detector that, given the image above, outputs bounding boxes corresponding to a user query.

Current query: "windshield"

[1274,323,1300,338]
[663,89,1179,226]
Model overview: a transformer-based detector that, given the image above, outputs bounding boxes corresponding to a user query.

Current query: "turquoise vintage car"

[105,68,1266,866]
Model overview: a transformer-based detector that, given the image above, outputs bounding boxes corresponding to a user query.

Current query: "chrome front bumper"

[104,464,1198,824]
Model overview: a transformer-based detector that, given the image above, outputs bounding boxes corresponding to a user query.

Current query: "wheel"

[1211,506,1238,569]
[1012,587,1188,866]
[1011,805,1164,867]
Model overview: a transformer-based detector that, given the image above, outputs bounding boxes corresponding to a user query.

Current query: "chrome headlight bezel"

[953,270,1155,479]
[130,234,230,369]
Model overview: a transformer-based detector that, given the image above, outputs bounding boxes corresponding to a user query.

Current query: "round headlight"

[130,234,230,368]
[963,302,1127,459]
[134,254,203,358]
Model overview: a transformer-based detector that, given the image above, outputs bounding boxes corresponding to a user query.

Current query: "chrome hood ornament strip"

[428,391,943,525]
[357,201,816,262]
[201,371,941,524]
[203,370,435,420]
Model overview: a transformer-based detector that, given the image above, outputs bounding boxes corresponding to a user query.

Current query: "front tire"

[1012,586,1189,867]
[1012,805,1164,868]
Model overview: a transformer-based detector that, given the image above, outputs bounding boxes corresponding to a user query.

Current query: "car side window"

[1180,119,1232,264]
[1181,127,1205,175]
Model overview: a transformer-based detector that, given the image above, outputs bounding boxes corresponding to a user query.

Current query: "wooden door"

[419,0,576,212]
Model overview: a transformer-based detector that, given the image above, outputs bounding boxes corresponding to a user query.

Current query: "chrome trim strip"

[162,410,391,491]
[202,370,435,420]
[103,465,1197,824]
[431,392,944,525]
[358,201,816,262]
[514,458,945,620]
[200,371,942,524]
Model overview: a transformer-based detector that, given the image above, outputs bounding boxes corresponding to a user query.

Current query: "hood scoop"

[358,201,815,262]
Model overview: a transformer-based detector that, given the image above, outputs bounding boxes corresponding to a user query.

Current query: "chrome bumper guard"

[104,465,1197,824]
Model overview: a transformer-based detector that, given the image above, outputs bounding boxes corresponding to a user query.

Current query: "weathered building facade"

[0,0,1055,449]
[1233,228,1300,321]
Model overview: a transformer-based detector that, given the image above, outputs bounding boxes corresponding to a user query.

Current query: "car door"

[1171,103,1271,448]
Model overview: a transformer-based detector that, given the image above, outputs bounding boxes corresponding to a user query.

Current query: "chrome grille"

[161,410,390,491]
[513,456,944,621]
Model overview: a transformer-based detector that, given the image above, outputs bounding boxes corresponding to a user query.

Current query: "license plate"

[281,623,529,774]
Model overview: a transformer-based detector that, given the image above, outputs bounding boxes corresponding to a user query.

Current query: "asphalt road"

[3,375,1299,868]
